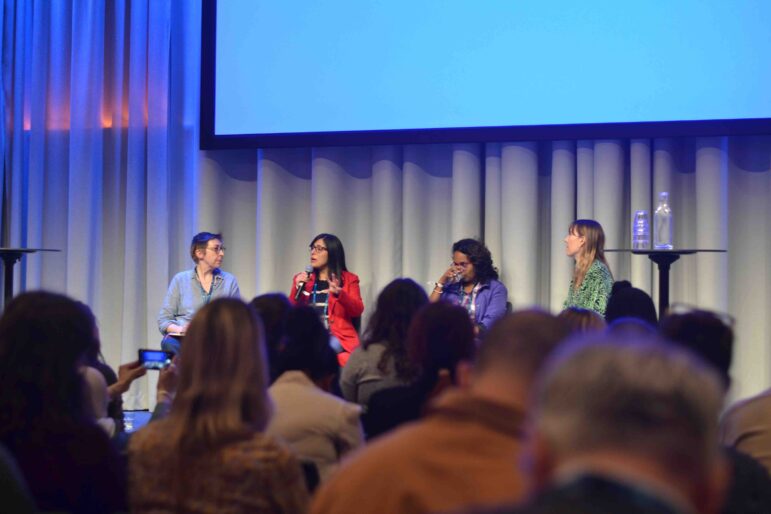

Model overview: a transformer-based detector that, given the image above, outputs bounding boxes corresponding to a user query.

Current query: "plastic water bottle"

[653,192,673,249]
[632,210,649,250]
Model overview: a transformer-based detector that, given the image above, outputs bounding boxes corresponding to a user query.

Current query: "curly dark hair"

[362,278,429,381]
[452,238,499,283]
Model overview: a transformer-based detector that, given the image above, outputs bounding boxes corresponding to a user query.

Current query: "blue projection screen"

[200,0,771,149]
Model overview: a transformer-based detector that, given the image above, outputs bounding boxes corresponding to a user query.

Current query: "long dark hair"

[406,302,476,390]
[278,306,338,382]
[362,279,429,380]
[0,292,97,438]
[452,238,499,283]
[249,293,292,384]
[311,233,349,286]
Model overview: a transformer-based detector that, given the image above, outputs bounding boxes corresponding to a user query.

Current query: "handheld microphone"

[294,265,313,301]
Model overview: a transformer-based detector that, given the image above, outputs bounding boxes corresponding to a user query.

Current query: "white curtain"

[3,1,770,406]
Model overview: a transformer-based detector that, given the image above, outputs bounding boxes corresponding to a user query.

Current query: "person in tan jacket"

[310,310,570,514]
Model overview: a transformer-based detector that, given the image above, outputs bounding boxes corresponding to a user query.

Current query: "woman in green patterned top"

[563,219,613,315]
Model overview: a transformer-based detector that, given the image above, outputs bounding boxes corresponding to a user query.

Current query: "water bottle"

[653,192,673,249]
[631,210,649,250]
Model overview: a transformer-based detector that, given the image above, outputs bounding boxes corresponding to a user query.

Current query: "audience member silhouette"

[129,298,308,513]
[363,302,476,439]
[342,278,428,407]
[250,292,292,383]
[557,306,606,334]
[267,306,364,484]
[661,307,771,514]
[311,310,571,514]
[604,280,658,327]
[474,336,729,514]
[0,291,126,513]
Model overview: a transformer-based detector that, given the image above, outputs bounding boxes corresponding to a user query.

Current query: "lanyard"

[460,282,481,321]
[311,282,330,328]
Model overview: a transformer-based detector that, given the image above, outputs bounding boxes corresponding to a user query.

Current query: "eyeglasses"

[310,245,328,253]
[452,261,471,268]
[206,246,226,254]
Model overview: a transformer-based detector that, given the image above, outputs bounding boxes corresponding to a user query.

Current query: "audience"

[660,307,771,513]
[604,280,658,326]
[660,306,734,388]
[267,306,364,484]
[79,301,147,434]
[363,302,476,439]
[5,285,771,514]
[721,388,771,477]
[0,291,126,513]
[341,278,428,407]
[557,306,606,334]
[128,298,308,513]
[311,310,570,514]
[475,335,729,514]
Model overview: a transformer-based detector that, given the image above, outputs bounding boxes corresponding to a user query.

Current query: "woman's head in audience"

[278,306,338,390]
[249,293,292,383]
[557,307,607,334]
[0,291,98,435]
[170,298,271,448]
[363,278,429,380]
[605,280,658,326]
[406,302,476,389]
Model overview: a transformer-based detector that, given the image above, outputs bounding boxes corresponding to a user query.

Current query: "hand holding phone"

[138,349,174,370]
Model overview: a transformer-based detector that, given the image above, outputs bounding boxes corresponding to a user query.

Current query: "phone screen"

[138,349,173,370]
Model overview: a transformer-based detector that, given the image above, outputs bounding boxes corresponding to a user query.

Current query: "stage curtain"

[2,1,770,406]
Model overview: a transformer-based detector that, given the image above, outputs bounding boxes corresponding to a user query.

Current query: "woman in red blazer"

[290,233,364,366]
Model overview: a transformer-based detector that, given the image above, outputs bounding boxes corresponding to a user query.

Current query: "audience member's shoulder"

[724,388,771,419]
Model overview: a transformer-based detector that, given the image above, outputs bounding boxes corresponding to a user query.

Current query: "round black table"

[606,249,726,313]
[0,248,61,306]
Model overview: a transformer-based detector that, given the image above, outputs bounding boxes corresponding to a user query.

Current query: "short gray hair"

[533,335,724,481]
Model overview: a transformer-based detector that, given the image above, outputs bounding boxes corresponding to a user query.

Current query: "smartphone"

[138,349,173,370]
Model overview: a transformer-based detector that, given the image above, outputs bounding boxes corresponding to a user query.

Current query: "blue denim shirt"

[440,278,508,330]
[157,268,241,334]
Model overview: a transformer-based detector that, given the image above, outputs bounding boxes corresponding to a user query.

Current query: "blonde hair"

[569,219,610,289]
[166,298,271,454]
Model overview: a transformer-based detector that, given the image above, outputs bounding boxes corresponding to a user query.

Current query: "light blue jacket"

[157,268,241,334]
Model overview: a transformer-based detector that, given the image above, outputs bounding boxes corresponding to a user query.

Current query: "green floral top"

[563,260,613,315]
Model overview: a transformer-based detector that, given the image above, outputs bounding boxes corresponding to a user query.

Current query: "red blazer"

[289,270,364,366]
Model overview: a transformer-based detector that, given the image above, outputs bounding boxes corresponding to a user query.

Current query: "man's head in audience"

[470,310,571,405]
[659,306,734,390]
[527,336,728,514]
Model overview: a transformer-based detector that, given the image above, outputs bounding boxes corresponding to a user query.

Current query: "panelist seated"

[158,232,240,354]
[430,238,508,336]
